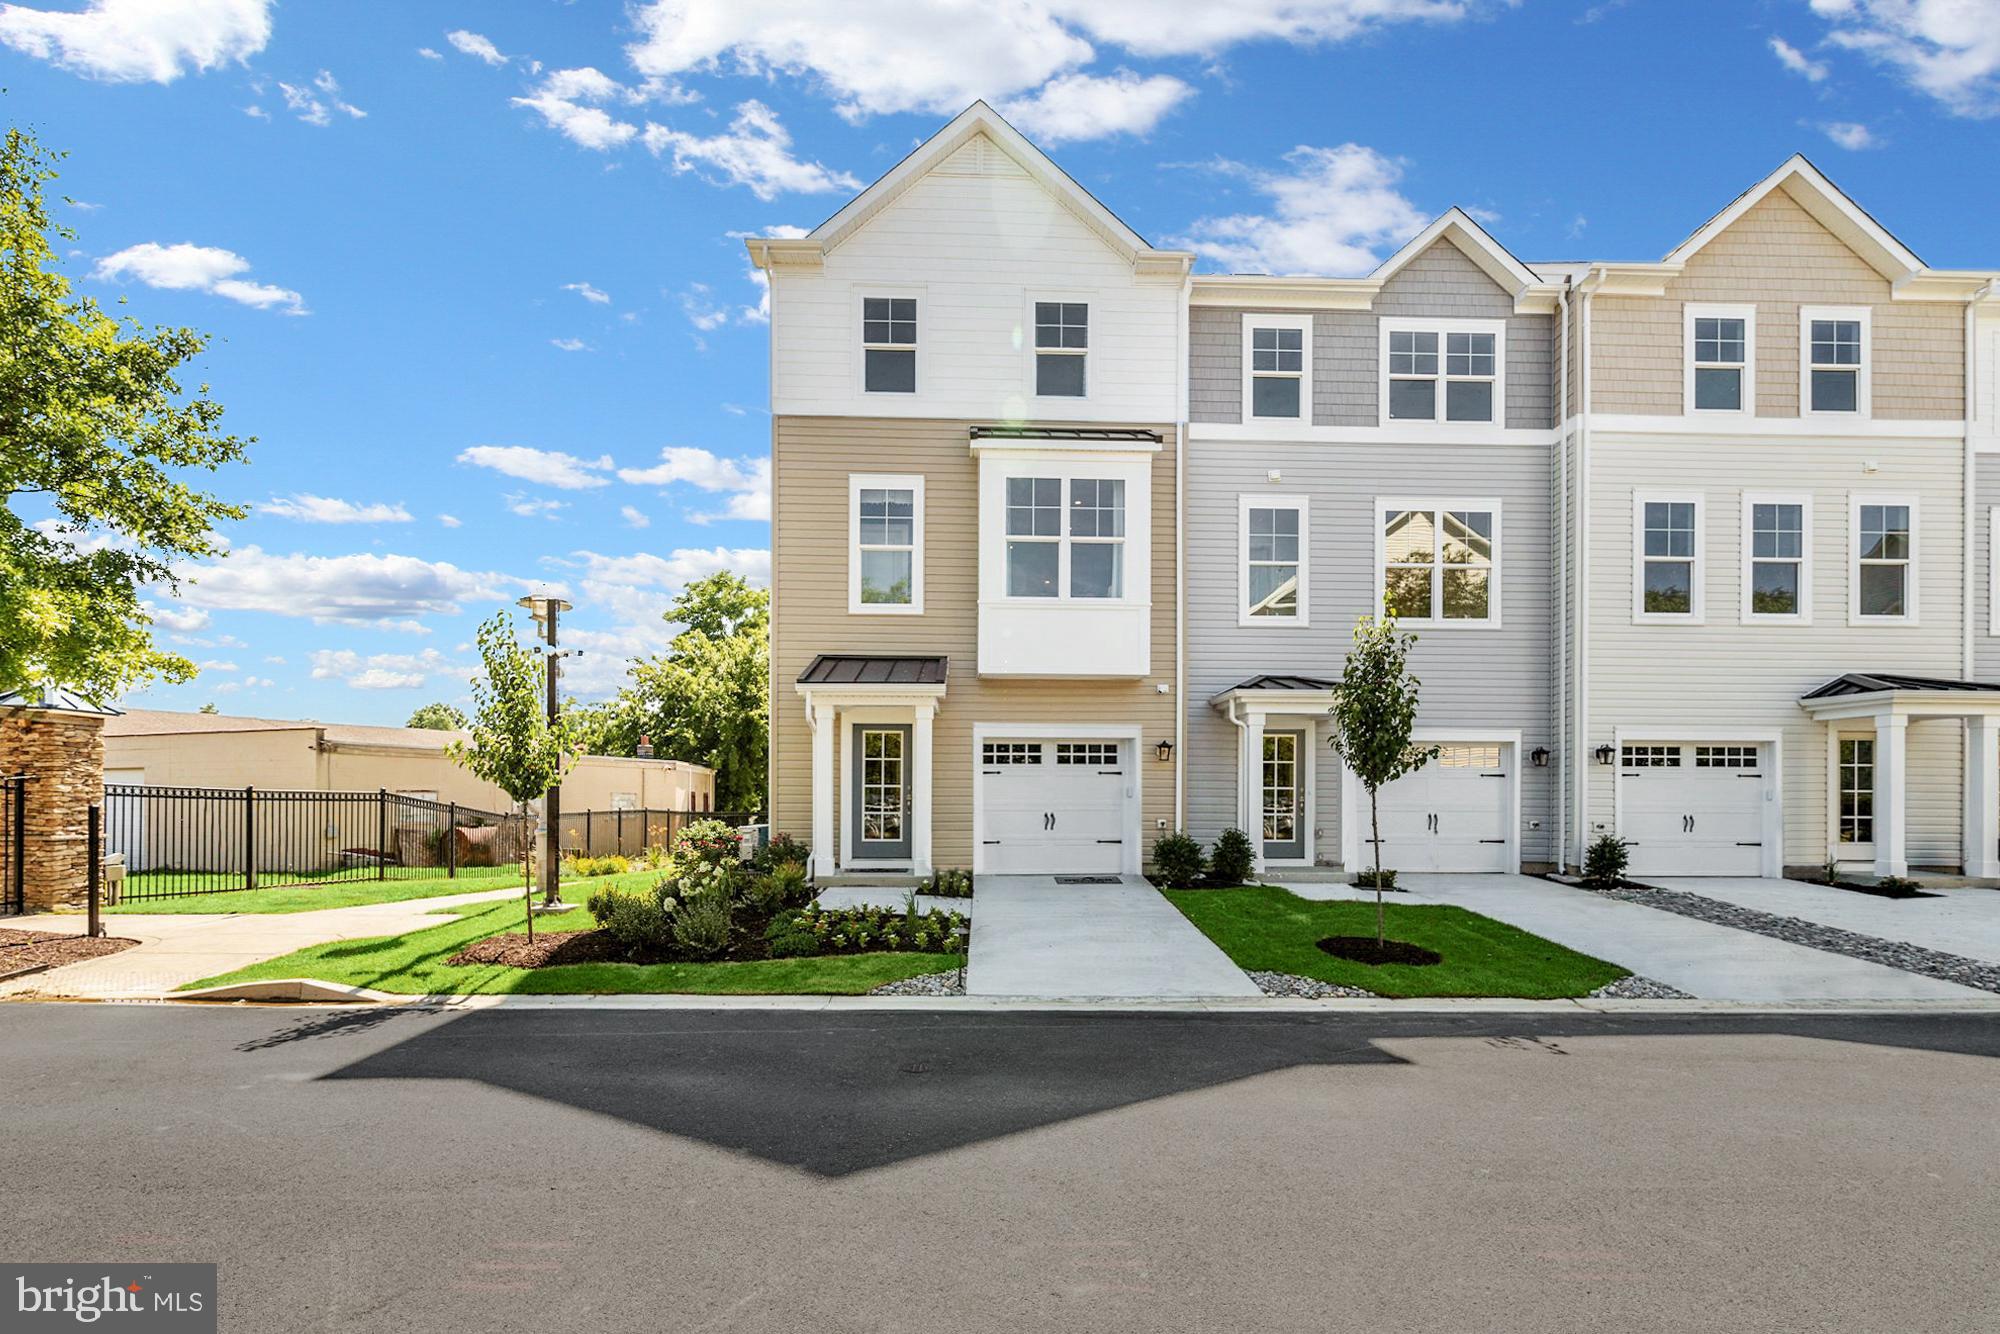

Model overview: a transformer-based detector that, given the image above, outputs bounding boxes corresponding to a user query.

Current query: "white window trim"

[1848,492,1918,626]
[999,473,1131,604]
[848,473,925,615]
[1740,492,1813,625]
[857,287,923,397]
[1632,490,1706,624]
[1685,303,1756,418]
[1377,317,1508,428]
[1241,313,1312,424]
[1026,294,1089,403]
[1372,497,1503,629]
[1801,305,1872,419]
[1238,493,1310,627]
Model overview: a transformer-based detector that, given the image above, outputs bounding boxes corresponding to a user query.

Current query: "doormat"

[1054,875,1122,885]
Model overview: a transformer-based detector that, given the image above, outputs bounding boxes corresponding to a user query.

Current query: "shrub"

[1353,867,1398,891]
[588,881,676,955]
[923,867,972,897]
[1878,874,1923,893]
[753,832,810,873]
[1822,859,1840,886]
[763,914,821,958]
[1209,827,1255,886]
[767,860,810,906]
[672,887,734,958]
[792,903,967,955]
[639,843,671,871]
[745,869,791,915]
[1150,832,1206,888]
[672,858,737,904]
[674,818,743,869]
[564,853,630,878]
[1583,834,1630,888]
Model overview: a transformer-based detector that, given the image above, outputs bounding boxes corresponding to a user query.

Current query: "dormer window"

[1241,314,1310,422]
[1686,304,1754,414]
[862,296,917,393]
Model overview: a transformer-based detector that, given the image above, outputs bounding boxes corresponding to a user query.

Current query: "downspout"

[1574,277,1597,868]
[1967,285,1989,681]
[1176,265,1191,834]
[1555,283,1571,871]
[1225,695,1247,842]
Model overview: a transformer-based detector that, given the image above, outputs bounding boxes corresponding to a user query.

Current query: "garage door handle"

[1480,772,1507,778]
[982,839,1001,845]
[1479,838,1506,844]
[1736,842,1763,847]
[1096,839,1123,845]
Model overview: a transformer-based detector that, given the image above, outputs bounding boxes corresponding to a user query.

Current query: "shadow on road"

[318,1008,2000,1177]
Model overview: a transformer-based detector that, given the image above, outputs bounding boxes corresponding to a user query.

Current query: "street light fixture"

[517,592,574,906]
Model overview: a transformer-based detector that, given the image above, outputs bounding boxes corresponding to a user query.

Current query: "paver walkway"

[0,885,523,1000]
[966,875,1260,998]
[1400,873,1987,1002]
[1649,877,2000,967]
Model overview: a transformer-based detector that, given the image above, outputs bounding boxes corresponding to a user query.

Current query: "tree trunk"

[521,801,535,945]
[1370,786,1385,947]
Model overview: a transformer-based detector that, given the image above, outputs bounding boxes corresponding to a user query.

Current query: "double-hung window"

[1382,320,1503,424]
[861,296,917,393]
[1005,477,1124,599]
[1850,496,1915,624]
[1378,502,1499,625]
[1686,304,1753,414]
[1033,302,1087,398]
[1239,496,1307,624]
[1635,493,1704,621]
[1803,307,1869,416]
[849,475,923,613]
[1742,494,1810,623]
[1242,314,1310,421]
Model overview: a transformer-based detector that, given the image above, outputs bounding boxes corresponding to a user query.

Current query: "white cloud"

[0,0,270,84]
[311,648,465,692]
[1810,0,2000,116]
[1058,0,1477,57]
[512,66,640,150]
[505,493,568,519]
[641,101,862,200]
[679,283,731,331]
[178,546,529,626]
[438,514,462,529]
[143,601,209,632]
[242,675,274,689]
[1770,35,1830,81]
[563,280,611,304]
[1822,119,1880,148]
[540,544,769,696]
[457,445,613,490]
[261,494,412,524]
[1169,143,1429,277]
[243,103,268,120]
[93,241,306,314]
[1000,69,1194,144]
[621,505,651,529]
[446,29,507,66]
[550,337,591,352]
[418,47,441,61]
[196,659,238,672]
[278,68,365,126]
[616,446,771,523]
[567,546,771,590]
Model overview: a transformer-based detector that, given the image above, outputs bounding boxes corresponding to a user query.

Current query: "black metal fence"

[105,784,530,903]
[557,808,760,860]
[1,774,23,916]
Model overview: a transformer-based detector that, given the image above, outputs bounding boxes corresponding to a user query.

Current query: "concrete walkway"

[966,875,1260,999]
[1402,873,1988,1002]
[0,885,523,1000]
[1650,877,2000,967]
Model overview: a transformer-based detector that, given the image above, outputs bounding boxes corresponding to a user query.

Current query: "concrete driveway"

[1391,873,1988,1002]
[967,875,1260,999]
[1650,877,2000,966]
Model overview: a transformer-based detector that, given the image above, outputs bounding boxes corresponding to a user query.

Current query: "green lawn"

[103,865,523,914]
[1165,885,1628,999]
[180,894,963,996]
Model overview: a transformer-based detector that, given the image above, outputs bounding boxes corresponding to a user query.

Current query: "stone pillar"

[0,708,108,912]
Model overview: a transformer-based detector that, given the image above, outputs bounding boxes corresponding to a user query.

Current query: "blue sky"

[5,0,1997,722]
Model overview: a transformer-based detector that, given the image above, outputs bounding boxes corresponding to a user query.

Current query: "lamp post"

[518,592,574,907]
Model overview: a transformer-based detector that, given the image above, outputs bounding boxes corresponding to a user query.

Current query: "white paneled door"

[978,739,1126,874]
[1366,744,1513,873]
[1620,742,1768,877]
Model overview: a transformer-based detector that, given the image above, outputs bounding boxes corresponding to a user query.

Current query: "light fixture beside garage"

[1530,746,1550,768]
[1155,740,1174,763]
[1594,743,1616,766]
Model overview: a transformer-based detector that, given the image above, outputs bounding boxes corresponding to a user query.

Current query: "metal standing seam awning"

[1208,675,1339,711]
[795,654,948,688]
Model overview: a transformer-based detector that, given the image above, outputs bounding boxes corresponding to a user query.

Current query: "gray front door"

[850,724,912,862]
[1262,730,1306,861]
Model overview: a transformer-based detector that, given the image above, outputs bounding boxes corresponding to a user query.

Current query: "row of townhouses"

[747,104,2000,886]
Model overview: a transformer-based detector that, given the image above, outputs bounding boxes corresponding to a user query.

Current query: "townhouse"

[754,103,2000,885]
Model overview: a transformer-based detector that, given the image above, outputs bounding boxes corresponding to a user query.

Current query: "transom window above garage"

[982,743,1042,766]
[1622,745,1681,767]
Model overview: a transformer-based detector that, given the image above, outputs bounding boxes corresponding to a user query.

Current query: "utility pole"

[517,592,574,907]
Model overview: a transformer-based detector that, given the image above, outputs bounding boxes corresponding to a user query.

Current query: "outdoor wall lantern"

[1530,746,1550,768]
[1155,740,1174,763]
[1594,743,1616,766]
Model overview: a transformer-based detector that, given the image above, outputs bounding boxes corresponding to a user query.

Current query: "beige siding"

[1583,434,1965,867]
[1591,188,1964,420]
[769,416,1178,869]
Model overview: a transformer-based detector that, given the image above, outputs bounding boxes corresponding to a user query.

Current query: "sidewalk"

[0,885,523,1000]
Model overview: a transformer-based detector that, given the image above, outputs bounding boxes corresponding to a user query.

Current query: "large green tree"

[576,572,769,812]
[1,126,249,700]
[406,701,468,730]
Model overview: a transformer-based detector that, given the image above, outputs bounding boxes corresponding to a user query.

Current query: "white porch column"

[1874,713,1909,878]
[1964,716,2000,878]
[912,703,934,876]
[1241,709,1267,874]
[809,700,836,878]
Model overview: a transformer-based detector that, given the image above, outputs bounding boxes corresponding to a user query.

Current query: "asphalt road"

[3,1003,1998,1333]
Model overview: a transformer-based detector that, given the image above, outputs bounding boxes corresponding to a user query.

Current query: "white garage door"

[1620,743,1768,877]
[1367,743,1513,873]
[978,739,1127,875]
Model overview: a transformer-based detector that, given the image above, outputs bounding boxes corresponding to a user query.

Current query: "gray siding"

[1976,454,2000,682]
[1188,238,1555,430]
[1184,441,1559,867]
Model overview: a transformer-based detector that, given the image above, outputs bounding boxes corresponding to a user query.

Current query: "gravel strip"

[1582,881,2000,995]
[1248,970,1381,999]
[869,969,966,997]
[1588,974,1695,1000]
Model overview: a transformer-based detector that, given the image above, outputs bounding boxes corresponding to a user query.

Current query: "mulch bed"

[1830,880,1942,900]
[448,930,626,969]
[0,928,139,980]
[1316,935,1442,967]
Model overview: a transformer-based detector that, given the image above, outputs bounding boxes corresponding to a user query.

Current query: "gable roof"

[1664,154,1923,280]
[746,102,1192,276]
[1373,208,1545,297]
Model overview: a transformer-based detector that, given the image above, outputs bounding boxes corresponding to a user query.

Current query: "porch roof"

[1799,672,2000,722]
[797,654,948,687]
[1802,672,2000,700]
[1208,674,1338,712]
[1211,674,1337,702]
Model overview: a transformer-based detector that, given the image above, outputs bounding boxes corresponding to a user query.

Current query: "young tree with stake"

[1326,613,1439,948]
[448,614,580,942]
